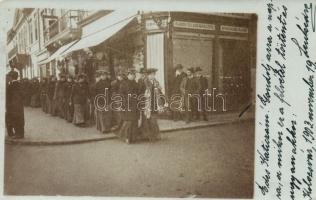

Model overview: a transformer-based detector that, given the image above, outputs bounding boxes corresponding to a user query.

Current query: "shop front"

[142,12,256,113]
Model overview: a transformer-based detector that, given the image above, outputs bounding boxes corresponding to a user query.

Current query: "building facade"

[7,9,257,113]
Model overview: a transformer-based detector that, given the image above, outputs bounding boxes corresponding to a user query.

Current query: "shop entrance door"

[172,35,213,90]
[146,33,165,93]
[220,38,250,112]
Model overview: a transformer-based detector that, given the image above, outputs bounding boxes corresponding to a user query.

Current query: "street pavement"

[5,107,253,144]
[4,120,254,198]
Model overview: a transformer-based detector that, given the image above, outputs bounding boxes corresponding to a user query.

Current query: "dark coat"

[40,81,48,95]
[31,81,40,96]
[6,80,25,127]
[64,81,73,101]
[95,79,111,108]
[198,76,208,93]
[71,82,89,105]
[171,72,186,94]
[54,80,67,99]
[119,79,139,121]
[48,81,56,100]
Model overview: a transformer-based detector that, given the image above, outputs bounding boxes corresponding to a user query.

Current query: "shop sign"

[220,25,248,33]
[145,19,168,30]
[173,21,215,31]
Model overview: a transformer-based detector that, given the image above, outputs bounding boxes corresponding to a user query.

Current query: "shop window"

[172,35,213,88]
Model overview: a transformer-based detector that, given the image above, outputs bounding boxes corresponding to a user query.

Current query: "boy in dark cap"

[6,70,25,139]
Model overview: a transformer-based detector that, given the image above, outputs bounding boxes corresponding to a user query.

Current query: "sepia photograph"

[4,8,257,198]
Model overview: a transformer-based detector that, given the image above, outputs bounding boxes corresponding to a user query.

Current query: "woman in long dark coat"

[48,76,57,116]
[40,78,48,113]
[116,69,140,144]
[139,68,164,142]
[64,75,74,122]
[71,74,90,126]
[94,71,112,133]
[30,78,41,108]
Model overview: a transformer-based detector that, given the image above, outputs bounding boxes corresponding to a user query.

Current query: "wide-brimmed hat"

[187,67,195,73]
[195,67,202,72]
[127,68,137,75]
[138,67,146,74]
[145,68,158,74]
[175,64,184,70]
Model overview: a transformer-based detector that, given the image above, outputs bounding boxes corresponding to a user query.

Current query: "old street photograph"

[4,8,257,198]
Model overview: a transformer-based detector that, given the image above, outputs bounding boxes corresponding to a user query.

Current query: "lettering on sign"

[173,21,216,31]
[220,25,249,33]
[145,19,168,30]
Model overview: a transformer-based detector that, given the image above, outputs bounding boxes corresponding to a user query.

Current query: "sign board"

[145,19,168,30]
[220,25,248,33]
[173,21,216,31]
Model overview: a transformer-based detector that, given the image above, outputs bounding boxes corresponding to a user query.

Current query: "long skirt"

[73,104,85,125]
[40,94,47,113]
[30,94,40,108]
[140,114,160,141]
[65,102,74,122]
[56,98,65,118]
[48,98,58,116]
[96,110,112,133]
[116,120,139,143]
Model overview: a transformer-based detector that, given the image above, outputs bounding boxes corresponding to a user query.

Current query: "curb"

[5,117,254,146]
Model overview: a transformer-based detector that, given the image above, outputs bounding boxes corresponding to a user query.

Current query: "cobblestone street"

[5,119,254,198]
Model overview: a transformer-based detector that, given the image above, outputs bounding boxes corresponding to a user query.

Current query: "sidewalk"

[5,107,254,145]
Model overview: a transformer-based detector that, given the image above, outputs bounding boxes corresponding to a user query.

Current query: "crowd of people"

[6,63,210,143]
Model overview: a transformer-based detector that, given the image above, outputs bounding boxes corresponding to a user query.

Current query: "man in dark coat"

[21,78,31,106]
[6,70,25,139]
[180,67,201,123]
[170,64,186,121]
[54,74,67,118]
[195,67,209,121]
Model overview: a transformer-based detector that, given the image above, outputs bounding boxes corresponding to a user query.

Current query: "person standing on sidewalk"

[195,67,209,121]
[64,75,74,123]
[139,68,164,142]
[180,67,201,123]
[6,70,25,139]
[48,76,57,116]
[54,73,67,119]
[116,69,140,144]
[30,77,41,108]
[71,73,90,127]
[95,71,112,133]
[110,71,124,130]
[39,77,48,113]
[170,64,186,121]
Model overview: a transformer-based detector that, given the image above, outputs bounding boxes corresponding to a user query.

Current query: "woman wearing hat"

[64,75,74,123]
[94,71,112,133]
[116,69,140,144]
[139,68,164,142]
[30,77,41,108]
[70,73,90,126]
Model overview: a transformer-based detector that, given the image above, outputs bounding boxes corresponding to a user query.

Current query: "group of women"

[22,67,163,144]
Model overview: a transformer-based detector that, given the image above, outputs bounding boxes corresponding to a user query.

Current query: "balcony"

[44,10,89,47]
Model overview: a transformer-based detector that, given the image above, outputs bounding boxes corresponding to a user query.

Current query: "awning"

[61,10,137,56]
[37,40,78,65]
[48,40,78,62]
